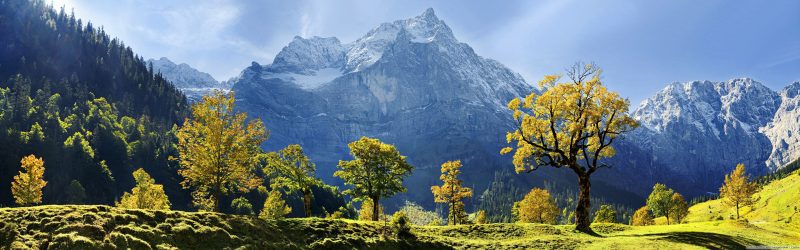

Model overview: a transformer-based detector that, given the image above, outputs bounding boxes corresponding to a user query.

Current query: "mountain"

[606,78,792,196]
[147,57,231,101]
[762,82,800,169]
[231,8,535,208]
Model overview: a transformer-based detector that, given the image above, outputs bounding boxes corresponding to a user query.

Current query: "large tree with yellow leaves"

[431,160,473,225]
[720,163,758,219]
[11,155,47,206]
[501,63,638,233]
[176,91,266,212]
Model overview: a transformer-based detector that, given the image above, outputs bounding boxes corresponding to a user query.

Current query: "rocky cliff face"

[232,8,531,206]
[762,82,800,170]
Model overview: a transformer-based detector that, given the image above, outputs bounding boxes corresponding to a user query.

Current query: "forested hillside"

[0,0,188,207]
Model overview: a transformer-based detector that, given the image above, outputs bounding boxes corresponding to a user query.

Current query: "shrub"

[631,206,654,226]
[593,205,616,223]
[391,211,412,239]
[474,210,488,224]
[398,201,443,226]
[231,197,254,215]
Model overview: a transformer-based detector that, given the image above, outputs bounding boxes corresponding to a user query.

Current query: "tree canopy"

[335,137,413,221]
[265,144,322,217]
[720,163,758,219]
[11,154,47,206]
[501,63,638,232]
[116,168,171,210]
[515,188,559,224]
[176,91,266,212]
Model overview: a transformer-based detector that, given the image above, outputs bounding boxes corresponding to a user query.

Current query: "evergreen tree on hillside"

[431,160,473,225]
[501,63,639,233]
[720,163,758,219]
[335,137,413,221]
[176,91,266,212]
[11,155,47,206]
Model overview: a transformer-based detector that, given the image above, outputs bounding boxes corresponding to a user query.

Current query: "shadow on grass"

[642,232,762,250]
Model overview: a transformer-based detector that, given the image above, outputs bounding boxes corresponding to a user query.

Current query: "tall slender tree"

[431,160,473,225]
[265,144,322,217]
[720,163,758,219]
[335,137,413,221]
[501,63,638,233]
[176,91,265,212]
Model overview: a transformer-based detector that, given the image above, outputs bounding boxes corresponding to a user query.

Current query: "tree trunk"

[575,174,593,233]
[736,202,740,219]
[303,189,312,217]
[371,196,380,221]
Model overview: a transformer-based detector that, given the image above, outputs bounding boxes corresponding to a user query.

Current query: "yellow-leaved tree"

[335,137,413,221]
[260,189,292,220]
[265,144,322,217]
[176,91,266,212]
[515,188,559,224]
[11,155,47,206]
[501,63,638,233]
[358,198,385,221]
[116,168,171,210]
[719,163,758,219]
[431,160,473,225]
[631,206,654,226]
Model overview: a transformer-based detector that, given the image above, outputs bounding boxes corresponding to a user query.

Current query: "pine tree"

[116,168,171,210]
[431,160,473,225]
[11,155,47,206]
[719,163,758,219]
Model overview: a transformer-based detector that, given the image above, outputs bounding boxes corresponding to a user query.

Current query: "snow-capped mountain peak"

[272,36,345,73]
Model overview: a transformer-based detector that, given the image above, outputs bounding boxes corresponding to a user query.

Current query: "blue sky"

[53,0,799,105]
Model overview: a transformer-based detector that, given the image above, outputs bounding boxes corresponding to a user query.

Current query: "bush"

[593,205,617,223]
[231,197,254,215]
[391,211,412,239]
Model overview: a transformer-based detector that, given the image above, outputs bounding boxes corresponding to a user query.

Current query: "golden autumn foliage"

[720,163,759,219]
[669,193,689,223]
[260,189,291,220]
[116,168,171,210]
[335,137,413,221]
[176,91,266,212]
[515,188,559,224]
[631,206,654,226]
[11,154,47,206]
[358,198,385,221]
[501,63,638,232]
[474,210,488,224]
[431,160,473,225]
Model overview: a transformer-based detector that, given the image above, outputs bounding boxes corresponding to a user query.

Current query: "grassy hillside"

[1,205,798,249]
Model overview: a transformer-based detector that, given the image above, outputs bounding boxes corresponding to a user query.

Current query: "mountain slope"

[147,57,232,101]
[613,78,782,196]
[762,82,800,169]
[232,8,533,208]
[0,0,189,207]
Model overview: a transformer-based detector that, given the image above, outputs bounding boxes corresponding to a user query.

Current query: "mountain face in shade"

[231,8,532,207]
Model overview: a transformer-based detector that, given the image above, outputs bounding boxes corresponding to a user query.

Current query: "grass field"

[1,204,798,249]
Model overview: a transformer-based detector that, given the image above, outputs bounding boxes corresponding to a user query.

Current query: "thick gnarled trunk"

[575,174,593,233]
